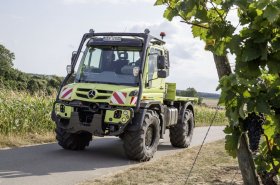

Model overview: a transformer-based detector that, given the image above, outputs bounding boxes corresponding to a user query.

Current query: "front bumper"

[52,101,134,136]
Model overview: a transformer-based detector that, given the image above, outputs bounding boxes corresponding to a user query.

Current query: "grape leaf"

[257,0,269,9]
[256,98,270,114]
[154,0,166,5]
[243,90,251,98]
[225,130,240,158]
[263,123,276,140]
[163,7,178,21]
[192,25,207,40]
[154,0,166,6]
[214,41,227,56]
[241,42,261,62]
[263,5,280,23]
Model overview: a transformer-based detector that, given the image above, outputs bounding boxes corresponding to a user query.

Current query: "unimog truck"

[51,29,197,161]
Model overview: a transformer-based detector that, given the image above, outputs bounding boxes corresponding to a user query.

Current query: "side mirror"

[157,55,165,69]
[66,65,73,74]
[158,70,169,78]
[71,51,77,65]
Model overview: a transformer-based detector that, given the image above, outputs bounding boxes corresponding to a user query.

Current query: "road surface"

[0,126,225,185]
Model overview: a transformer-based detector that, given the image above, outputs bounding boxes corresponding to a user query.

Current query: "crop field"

[194,106,228,127]
[0,89,55,135]
[0,90,228,147]
[0,89,55,147]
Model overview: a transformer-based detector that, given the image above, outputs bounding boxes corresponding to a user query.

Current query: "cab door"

[142,47,166,103]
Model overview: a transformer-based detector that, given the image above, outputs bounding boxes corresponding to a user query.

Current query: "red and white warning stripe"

[110,92,127,104]
[130,96,138,105]
[60,87,73,100]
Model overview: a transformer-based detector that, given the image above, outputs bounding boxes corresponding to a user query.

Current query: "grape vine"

[155,0,280,183]
[243,113,265,152]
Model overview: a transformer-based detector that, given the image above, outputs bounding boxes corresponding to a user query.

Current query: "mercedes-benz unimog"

[51,29,197,161]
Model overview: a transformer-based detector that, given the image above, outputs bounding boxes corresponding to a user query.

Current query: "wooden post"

[237,134,260,185]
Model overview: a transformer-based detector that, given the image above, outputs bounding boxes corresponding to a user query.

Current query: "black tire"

[170,108,194,148]
[55,127,92,150]
[123,110,160,161]
[118,133,125,140]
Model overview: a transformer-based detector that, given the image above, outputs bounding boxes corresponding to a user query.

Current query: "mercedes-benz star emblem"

[88,90,96,98]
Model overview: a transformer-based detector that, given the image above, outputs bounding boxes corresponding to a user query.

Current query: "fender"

[177,101,195,125]
[126,101,164,134]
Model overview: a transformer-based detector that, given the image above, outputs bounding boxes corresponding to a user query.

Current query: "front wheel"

[55,127,92,150]
[170,108,194,148]
[123,110,160,161]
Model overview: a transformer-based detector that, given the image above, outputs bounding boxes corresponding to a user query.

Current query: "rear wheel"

[123,110,160,161]
[55,127,92,150]
[170,108,194,148]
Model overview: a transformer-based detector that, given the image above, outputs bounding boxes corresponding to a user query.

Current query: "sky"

[0,0,223,93]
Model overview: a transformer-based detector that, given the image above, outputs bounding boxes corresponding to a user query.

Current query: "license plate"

[103,36,122,41]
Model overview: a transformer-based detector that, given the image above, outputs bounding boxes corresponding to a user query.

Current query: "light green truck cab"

[52,29,197,161]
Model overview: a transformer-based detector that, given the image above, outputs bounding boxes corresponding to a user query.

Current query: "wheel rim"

[145,125,155,149]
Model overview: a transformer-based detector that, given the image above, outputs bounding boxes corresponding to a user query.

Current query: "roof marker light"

[160,32,166,40]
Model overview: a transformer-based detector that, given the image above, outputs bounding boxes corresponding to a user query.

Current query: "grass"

[0,132,55,148]
[80,140,242,185]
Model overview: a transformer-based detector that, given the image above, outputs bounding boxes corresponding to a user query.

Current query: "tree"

[155,0,280,184]
[0,44,15,79]
[0,44,62,94]
[27,79,39,94]
[185,87,198,97]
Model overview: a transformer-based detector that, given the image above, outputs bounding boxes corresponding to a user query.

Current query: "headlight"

[123,110,128,115]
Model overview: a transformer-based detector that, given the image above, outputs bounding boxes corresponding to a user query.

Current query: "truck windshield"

[75,47,142,86]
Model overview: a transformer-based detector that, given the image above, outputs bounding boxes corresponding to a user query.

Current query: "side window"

[89,49,101,68]
[148,48,162,81]
[86,48,102,68]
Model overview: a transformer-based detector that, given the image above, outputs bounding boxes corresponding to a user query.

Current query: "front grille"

[76,93,88,99]
[97,90,113,94]
[95,96,110,99]
[77,88,91,92]
[76,88,112,100]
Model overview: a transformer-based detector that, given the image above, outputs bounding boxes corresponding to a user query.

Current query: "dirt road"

[0,126,225,185]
